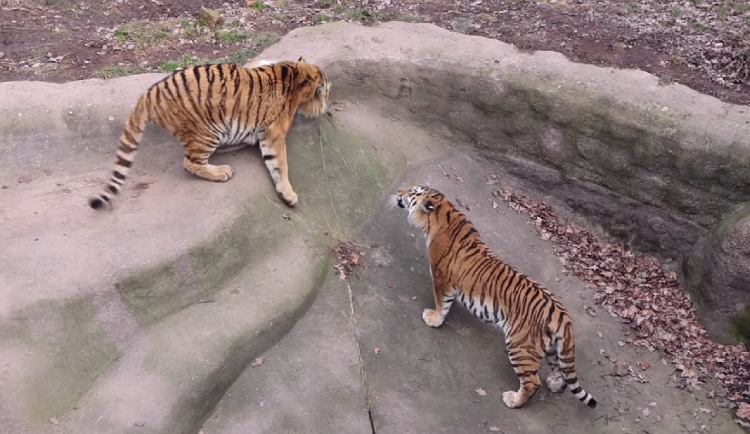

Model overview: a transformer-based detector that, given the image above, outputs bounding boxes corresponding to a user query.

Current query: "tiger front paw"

[422,309,444,328]
[191,164,234,182]
[276,182,298,207]
[209,164,234,182]
[502,391,521,409]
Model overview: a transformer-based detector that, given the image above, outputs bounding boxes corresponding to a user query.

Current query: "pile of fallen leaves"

[492,187,750,427]
[332,241,365,281]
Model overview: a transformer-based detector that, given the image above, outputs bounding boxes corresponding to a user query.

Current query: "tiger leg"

[502,348,541,409]
[544,348,566,393]
[260,122,297,206]
[422,278,454,328]
[182,138,233,182]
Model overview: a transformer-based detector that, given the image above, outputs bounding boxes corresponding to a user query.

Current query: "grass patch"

[346,8,366,19]
[313,13,331,23]
[477,13,495,23]
[247,1,268,10]
[113,28,130,43]
[158,49,258,71]
[251,31,280,48]
[272,12,289,20]
[179,18,199,38]
[392,13,425,23]
[692,21,710,32]
[346,8,387,20]
[228,48,256,65]
[217,29,250,43]
[658,74,674,86]
[158,54,227,72]
[112,20,174,48]
[96,65,147,79]
[215,30,278,47]
[159,54,196,72]
[226,19,241,28]
[671,6,683,17]
[453,17,472,33]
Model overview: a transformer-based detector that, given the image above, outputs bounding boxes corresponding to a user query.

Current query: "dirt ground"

[0,0,749,104]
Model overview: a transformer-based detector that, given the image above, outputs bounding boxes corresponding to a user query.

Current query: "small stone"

[0,52,5,59]
[614,361,630,376]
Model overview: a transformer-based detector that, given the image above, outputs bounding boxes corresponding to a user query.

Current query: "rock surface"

[683,203,750,343]
[203,127,743,434]
[198,7,223,29]
[259,22,750,259]
[1,21,747,434]
[0,70,405,434]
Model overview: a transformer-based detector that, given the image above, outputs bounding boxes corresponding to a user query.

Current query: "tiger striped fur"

[88,57,331,210]
[392,186,598,409]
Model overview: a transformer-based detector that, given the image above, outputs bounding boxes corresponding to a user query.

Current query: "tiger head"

[295,57,332,118]
[391,186,448,231]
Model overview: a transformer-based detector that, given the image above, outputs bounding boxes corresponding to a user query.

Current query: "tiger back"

[392,186,598,410]
[88,58,331,210]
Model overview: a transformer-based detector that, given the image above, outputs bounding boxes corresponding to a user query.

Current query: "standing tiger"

[392,186,598,409]
[88,57,331,210]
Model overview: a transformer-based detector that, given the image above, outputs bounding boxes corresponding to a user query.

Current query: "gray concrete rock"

[682,203,750,343]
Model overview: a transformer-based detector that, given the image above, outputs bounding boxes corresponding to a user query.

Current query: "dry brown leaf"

[737,402,750,419]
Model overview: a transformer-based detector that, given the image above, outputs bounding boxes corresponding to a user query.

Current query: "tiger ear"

[424,201,435,212]
[315,84,324,97]
[298,56,306,63]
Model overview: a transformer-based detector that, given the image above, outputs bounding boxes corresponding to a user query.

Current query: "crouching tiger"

[392,186,598,409]
[88,57,331,210]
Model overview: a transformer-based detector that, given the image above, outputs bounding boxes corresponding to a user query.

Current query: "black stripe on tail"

[565,377,598,408]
